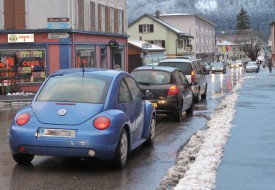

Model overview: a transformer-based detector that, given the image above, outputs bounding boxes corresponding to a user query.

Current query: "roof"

[129,13,194,38]
[128,40,165,51]
[51,68,126,78]
[160,13,217,26]
[132,65,181,73]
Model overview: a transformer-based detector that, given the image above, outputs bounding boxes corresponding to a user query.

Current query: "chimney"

[156,10,160,19]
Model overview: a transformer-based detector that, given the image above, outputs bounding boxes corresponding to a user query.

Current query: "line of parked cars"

[9,56,208,169]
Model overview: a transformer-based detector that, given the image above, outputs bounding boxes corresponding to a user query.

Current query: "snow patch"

[159,77,243,189]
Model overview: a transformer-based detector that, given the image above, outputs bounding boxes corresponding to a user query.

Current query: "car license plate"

[40,128,76,138]
[152,103,158,108]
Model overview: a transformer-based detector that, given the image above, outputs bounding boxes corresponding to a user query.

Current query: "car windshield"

[158,62,192,75]
[36,73,112,103]
[247,62,257,66]
[131,70,171,85]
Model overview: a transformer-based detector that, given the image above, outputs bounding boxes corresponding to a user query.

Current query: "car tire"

[186,101,194,115]
[201,85,207,100]
[12,153,34,165]
[145,115,156,146]
[112,129,128,169]
[173,102,182,122]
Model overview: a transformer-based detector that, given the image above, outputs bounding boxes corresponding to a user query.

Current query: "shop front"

[0,32,128,94]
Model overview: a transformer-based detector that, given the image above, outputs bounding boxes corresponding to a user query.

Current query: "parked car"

[211,62,226,74]
[9,68,156,169]
[246,61,259,73]
[131,66,194,122]
[158,57,207,102]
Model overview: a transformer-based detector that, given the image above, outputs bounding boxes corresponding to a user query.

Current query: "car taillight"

[191,71,195,82]
[94,116,111,130]
[168,85,179,95]
[16,113,30,126]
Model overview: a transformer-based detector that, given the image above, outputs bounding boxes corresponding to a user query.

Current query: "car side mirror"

[144,90,153,100]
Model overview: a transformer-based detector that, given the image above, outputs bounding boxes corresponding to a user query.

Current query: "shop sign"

[48,17,71,29]
[48,33,70,39]
[108,39,119,49]
[8,34,34,43]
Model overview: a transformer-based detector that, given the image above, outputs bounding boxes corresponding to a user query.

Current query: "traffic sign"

[48,33,70,39]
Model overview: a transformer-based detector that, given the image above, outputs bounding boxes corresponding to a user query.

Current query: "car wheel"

[145,115,156,146]
[201,85,207,100]
[194,90,201,103]
[186,100,194,115]
[173,102,182,122]
[12,153,34,165]
[112,129,128,169]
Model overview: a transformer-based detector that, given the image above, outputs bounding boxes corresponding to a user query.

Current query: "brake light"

[191,71,195,82]
[168,85,179,95]
[16,113,30,126]
[94,116,111,130]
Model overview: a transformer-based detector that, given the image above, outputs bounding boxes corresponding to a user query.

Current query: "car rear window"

[158,62,192,75]
[131,70,171,85]
[36,73,112,103]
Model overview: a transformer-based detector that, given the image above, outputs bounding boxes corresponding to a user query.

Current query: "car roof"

[159,58,193,63]
[132,65,181,73]
[51,68,126,78]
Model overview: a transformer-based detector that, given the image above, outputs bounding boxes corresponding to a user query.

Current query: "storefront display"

[0,49,46,84]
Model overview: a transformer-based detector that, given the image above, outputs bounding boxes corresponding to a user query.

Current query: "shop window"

[76,49,96,68]
[0,49,46,83]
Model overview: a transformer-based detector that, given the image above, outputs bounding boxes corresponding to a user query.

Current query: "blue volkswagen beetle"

[9,68,156,169]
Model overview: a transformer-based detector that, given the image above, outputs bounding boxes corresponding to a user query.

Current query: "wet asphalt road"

[0,68,243,190]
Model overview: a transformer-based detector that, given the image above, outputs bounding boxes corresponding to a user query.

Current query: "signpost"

[48,33,70,39]
[108,39,119,69]
[47,17,71,29]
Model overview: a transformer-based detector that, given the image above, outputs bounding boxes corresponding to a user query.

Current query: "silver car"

[158,57,207,102]
[246,61,259,73]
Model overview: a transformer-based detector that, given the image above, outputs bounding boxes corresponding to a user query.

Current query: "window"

[0,49,46,83]
[119,79,131,103]
[98,4,105,32]
[76,49,95,68]
[4,0,26,29]
[125,77,142,101]
[139,24,154,33]
[178,40,184,49]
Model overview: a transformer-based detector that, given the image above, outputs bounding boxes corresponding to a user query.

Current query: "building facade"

[159,13,216,63]
[271,21,275,64]
[0,0,128,93]
[128,13,193,58]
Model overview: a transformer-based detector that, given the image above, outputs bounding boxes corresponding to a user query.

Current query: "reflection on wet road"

[0,68,243,190]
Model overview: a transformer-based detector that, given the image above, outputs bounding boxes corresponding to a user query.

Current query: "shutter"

[78,0,84,30]
[15,0,26,29]
[105,6,110,33]
[150,24,154,32]
[90,1,96,31]
[121,10,124,34]
[139,25,142,33]
[4,0,15,29]
[114,8,118,34]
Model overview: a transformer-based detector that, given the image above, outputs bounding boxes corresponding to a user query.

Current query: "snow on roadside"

[159,78,243,190]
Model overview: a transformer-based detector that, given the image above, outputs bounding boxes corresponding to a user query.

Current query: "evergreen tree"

[236,7,251,31]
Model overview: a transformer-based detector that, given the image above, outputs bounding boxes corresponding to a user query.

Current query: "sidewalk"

[215,70,275,190]
[0,94,35,103]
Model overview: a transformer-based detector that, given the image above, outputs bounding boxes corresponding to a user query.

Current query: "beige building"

[128,13,193,57]
[159,13,216,63]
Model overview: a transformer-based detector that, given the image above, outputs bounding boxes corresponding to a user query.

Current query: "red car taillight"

[168,85,179,95]
[16,113,30,126]
[94,116,111,130]
[191,71,195,82]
